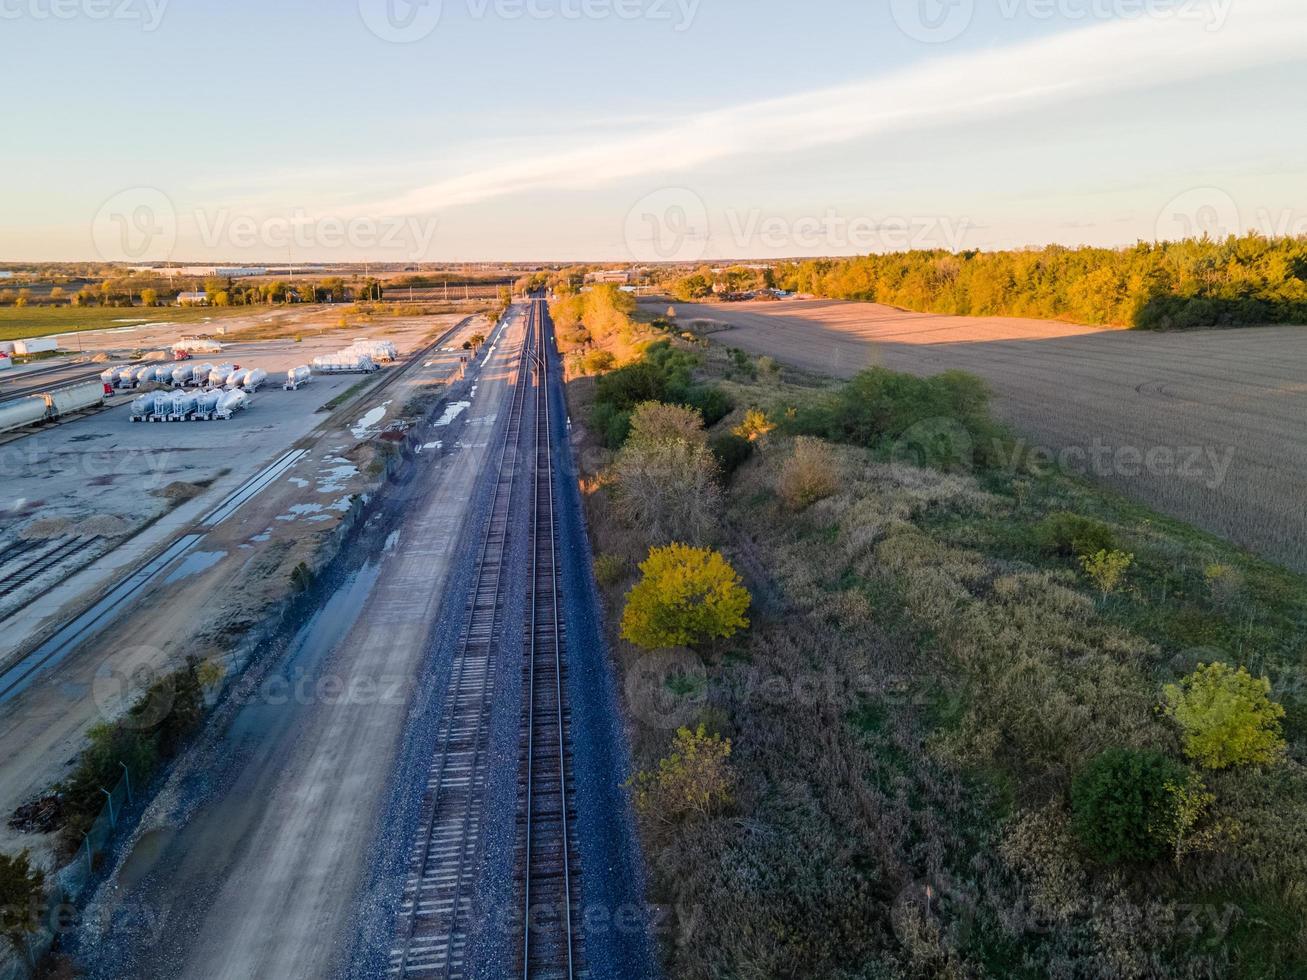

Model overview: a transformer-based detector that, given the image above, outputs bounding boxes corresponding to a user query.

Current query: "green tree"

[0,850,44,955]
[1079,548,1133,599]
[1162,662,1286,770]
[621,544,750,649]
[626,401,706,448]
[630,724,733,823]
[1071,748,1190,864]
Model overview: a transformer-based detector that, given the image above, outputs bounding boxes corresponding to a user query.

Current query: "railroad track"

[388,306,536,979]
[518,298,581,980]
[0,535,96,599]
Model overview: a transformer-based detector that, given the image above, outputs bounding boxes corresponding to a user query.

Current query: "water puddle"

[350,401,392,440]
[163,550,226,585]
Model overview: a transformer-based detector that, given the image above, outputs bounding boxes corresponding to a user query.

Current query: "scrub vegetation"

[562,318,1307,978]
[773,234,1307,329]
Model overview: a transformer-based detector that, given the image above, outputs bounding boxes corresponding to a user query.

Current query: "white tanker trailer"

[242,368,268,392]
[284,365,312,390]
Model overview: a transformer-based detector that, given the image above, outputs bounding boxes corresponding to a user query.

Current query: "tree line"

[771,234,1307,329]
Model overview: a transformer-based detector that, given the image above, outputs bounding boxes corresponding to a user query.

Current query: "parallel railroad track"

[518,298,581,980]
[388,307,536,979]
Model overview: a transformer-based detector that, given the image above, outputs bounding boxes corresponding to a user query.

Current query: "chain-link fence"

[1,766,135,979]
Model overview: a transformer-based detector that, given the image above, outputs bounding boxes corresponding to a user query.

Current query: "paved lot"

[671,299,1307,573]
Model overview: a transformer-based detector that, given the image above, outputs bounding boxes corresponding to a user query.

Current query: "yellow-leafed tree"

[620,544,750,650]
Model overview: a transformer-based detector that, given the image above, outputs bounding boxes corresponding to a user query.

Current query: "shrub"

[1161,662,1286,770]
[0,851,44,954]
[591,402,632,449]
[1079,549,1133,599]
[733,408,775,442]
[582,349,615,374]
[621,544,751,649]
[593,553,628,587]
[627,401,706,448]
[595,359,674,412]
[1071,748,1190,864]
[709,433,754,480]
[792,367,996,468]
[612,440,721,545]
[684,385,732,427]
[630,724,733,822]
[777,437,840,510]
[1033,512,1117,557]
[60,723,159,840]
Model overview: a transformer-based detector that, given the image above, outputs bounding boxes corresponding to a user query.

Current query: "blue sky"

[2,0,1305,261]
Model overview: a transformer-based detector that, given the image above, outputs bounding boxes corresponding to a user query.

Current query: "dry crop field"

[668,299,1307,573]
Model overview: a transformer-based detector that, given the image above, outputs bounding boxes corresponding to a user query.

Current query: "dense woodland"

[771,235,1307,329]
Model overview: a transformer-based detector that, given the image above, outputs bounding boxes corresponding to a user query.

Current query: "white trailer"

[242,368,268,392]
[13,337,59,356]
[194,389,222,420]
[225,368,250,390]
[284,365,312,390]
[169,390,198,421]
[149,391,171,421]
[129,394,152,421]
[214,389,249,419]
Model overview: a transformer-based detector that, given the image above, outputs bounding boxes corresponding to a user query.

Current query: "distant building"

[177,291,209,306]
[585,269,632,285]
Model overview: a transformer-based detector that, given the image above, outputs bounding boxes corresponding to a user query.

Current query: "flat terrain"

[670,298,1307,572]
[75,309,526,979]
[0,305,255,341]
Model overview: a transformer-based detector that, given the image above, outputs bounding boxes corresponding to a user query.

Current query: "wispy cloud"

[356,0,1304,218]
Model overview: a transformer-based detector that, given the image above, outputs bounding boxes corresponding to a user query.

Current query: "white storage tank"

[285,365,312,389]
[216,389,249,418]
[242,368,267,392]
[171,390,198,419]
[196,390,222,416]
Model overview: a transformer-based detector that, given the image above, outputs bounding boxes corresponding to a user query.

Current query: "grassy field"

[0,305,253,342]
[565,323,1307,978]
[666,298,1307,574]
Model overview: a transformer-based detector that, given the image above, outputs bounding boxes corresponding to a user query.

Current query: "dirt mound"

[156,481,203,501]
[75,514,130,538]
[19,517,72,540]
[91,352,111,363]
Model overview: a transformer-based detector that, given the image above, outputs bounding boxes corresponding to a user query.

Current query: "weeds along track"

[517,298,582,980]
[387,311,535,979]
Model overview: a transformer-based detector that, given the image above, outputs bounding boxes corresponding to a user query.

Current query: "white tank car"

[242,368,267,391]
[208,364,236,387]
[225,368,249,389]
[196,389,222,415]
[152,364,174,383]
[130,394,151,419]
[171,365,193,387]
[133,365,155,385]
[151,391,171,418]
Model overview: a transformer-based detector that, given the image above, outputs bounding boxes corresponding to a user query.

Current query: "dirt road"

[672,299,1307,572]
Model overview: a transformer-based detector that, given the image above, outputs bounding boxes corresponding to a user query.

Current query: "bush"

[621,544,751,649]
[631,724,733,823]
[709,433,754,480]
[0,850,44,953]
[1162,662,1286,770]
[591,402,632,449]
[1071,748,1190,864]
[684,385,732,427]
[733,408,775,442]
[612,440,721,545]
[792,367,996,469]
[595,359,674,412]
[1033,512,1117,557]
[581,349,615,374]
[593,553,628,587]
[777,437,840,510]
[627,401,706,448]
[1078,549,1133,599]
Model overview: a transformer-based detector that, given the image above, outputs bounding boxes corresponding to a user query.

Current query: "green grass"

[0,305,251,342]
